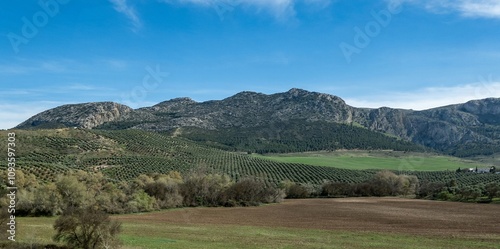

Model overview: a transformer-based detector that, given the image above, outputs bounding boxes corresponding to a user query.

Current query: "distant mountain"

[16,88,500,157]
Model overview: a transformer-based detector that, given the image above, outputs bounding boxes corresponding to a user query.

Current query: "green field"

[10,214,499,249]
[256,151,486,171]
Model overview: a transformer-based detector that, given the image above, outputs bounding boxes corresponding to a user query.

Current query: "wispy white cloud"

[109,0,142,31]
[0,90,31,96]
[242,0,295,19]
[0,59,73,75]
[103,59,128,70]
[40,61,68,73]
[0,65,32,74]
[161,0,332,20]
[459,0,500,18]
[391,0,500,19]
[0,84,115,100]
[344,81,500,110]
[0,58,131,75]
[66,83,101,91]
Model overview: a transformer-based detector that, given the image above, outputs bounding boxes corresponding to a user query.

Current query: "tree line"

[280,170,420,198]
[0,169,284,248]
[0,169,285,217]
[284,171,500,203]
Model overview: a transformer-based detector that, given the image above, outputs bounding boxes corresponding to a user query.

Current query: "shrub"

[285,183,311,199]
[417,182,445,199]
[126,190,158,213]
[224,178,284,206]
[321,182,352,197]
[437,190,454,201]
[33,183,63,216]
[55,175,90,209]
[485,182,500,200]
[144,177,183,209]
[180,173,232,207]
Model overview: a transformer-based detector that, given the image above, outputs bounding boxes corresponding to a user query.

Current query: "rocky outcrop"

[17,102,133,129]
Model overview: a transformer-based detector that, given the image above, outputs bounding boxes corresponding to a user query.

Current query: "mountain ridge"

[15,88,500,157]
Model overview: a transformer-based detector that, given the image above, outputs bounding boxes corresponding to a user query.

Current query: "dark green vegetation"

[176,120,426,154]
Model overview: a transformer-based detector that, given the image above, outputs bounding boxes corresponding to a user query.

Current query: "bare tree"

[53,207,121,249]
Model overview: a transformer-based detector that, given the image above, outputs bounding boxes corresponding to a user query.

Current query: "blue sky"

[1,0,500,129]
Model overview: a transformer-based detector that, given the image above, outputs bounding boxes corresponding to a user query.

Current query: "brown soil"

[116,198,500,237]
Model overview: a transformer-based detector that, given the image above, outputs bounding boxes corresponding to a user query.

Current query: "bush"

[33,183,63,216]
[321,172,419,198]
[485,182,500,200]
[456,186,481,201]
[224,178,284,206]
[285,183,311,199]
[370,170,414,196]
[55,175,90,209]
[144,177,183,209]
[126,190,158,213]
[417,182,445,199]
[180,173,232,207]
[321,182,352,197]
[437,190,454,201]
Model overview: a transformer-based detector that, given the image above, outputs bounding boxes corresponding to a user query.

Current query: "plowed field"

[117,197,500,238]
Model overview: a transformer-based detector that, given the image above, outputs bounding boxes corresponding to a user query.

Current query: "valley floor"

[15,198,500,249]
[255,151,487,171]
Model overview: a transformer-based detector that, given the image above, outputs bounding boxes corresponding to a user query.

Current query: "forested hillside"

[177,120,426,153]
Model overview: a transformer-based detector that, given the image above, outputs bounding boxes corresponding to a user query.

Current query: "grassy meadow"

[11,214,500,249]
[255,150,486,171]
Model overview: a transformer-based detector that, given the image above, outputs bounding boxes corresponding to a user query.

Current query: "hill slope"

[1,129,499,188]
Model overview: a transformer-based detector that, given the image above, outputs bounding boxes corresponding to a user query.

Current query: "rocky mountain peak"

[225,91,266,100]
[461,98,500,115]
[285,88,310,97]
[155,97,196,106]
[16,102,132,129]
